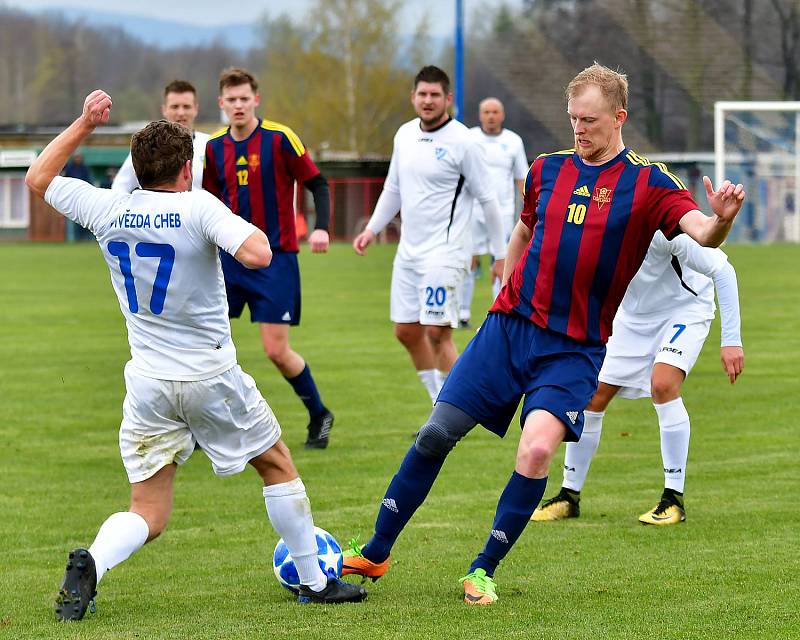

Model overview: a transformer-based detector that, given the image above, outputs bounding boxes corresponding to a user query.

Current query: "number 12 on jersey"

[108,241,175,314]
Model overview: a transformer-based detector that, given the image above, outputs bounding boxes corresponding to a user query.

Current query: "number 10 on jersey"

[566,203,586,225]
[108,241,175,315]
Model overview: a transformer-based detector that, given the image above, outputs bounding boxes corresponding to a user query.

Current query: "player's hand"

[353,229,376,256]
[720,345,744,384]
[81,90,112,129]
[308,229,329,253]
[491,258,505,284]
[703,176,745,223]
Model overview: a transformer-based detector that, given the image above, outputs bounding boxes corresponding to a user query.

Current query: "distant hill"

[39,6,260,51]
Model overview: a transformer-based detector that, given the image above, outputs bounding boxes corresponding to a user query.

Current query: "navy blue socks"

[469,472,547,576]
[362,445,446,563]
[286,364,326,417]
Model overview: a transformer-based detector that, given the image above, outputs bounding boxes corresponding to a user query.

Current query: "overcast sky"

[3,0,483,31]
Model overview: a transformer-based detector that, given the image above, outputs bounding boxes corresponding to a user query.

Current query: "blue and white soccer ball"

[272,526,343,593]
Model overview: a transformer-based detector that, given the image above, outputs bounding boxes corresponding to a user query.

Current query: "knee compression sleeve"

[414,402,477,459]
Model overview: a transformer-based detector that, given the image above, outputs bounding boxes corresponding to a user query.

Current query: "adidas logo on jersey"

[491,529,509,544]
[573,185,591,197]
[382,498,399,513]
[236,155,248,166]
[566,411,579,424]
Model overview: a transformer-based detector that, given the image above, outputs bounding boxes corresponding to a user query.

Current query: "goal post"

[715,101,800,242]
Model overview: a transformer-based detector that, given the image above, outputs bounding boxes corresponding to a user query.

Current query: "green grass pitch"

[0,241,798,639]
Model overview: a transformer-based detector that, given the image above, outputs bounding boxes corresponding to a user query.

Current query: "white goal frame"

[715,101,800,242]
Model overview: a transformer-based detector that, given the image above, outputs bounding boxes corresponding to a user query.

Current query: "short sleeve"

[646,164,699,238]
[278,128,320,184]
[191,190,257,256]
[44,176,121,235]
[519,158,541,229]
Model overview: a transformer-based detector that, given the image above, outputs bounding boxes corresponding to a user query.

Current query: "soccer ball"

[272,526,343,593]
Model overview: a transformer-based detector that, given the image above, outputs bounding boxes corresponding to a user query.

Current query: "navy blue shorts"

[220,251,301,325]
[437,313,605,441]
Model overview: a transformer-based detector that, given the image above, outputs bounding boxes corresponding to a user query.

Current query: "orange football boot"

[341,538,391,582]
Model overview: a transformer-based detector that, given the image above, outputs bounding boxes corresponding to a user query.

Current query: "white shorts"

[598,315,712,399]
[390,260,466,327]
[120,363,282,483]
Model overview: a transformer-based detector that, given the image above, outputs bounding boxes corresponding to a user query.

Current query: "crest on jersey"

[435,147,447,160]
[248,154,260,169]
[593,186,613,209]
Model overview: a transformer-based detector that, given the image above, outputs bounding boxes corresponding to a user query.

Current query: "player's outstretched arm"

[235,229,272,269]
[26,90,112,197]
[678,176,745,247]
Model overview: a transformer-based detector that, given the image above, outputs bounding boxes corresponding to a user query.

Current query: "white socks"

[89,511,149,584]
[434,369,448,395]
[262,478,327,592]
[417,369,439,402]
[563,410,604,492]
[654,398,690,493]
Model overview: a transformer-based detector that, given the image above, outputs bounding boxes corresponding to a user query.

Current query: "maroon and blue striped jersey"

[490,148,699,344]
[202,119,320,253]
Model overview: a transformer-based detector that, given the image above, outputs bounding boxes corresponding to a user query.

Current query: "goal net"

[715,101,800,242]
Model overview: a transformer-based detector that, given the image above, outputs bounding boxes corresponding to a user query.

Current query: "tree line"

[1,0,798,157]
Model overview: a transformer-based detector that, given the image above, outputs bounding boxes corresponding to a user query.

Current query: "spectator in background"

[63,153,92,183]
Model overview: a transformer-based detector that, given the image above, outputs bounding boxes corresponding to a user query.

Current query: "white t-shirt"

[112,131,210,193]
[469,127,528,221]
[617,231,728,324]
[45,176,256,381]
[371,117,497,268]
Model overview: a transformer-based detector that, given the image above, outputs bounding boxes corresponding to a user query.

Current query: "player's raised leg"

[639,363,689,525]
[343,402,477,580]
[462,410,561,605]
[532,383,621,521]
[259,323,334,450]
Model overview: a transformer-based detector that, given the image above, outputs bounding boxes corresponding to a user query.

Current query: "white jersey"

[617,231,728,324]
[45,176,256,381]
[112,131,209,193]
[375,117,496,267]
[469,127,528,221]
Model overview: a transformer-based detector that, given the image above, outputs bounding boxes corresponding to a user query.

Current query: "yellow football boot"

[530,488,580,521]
[639,490,686,525]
